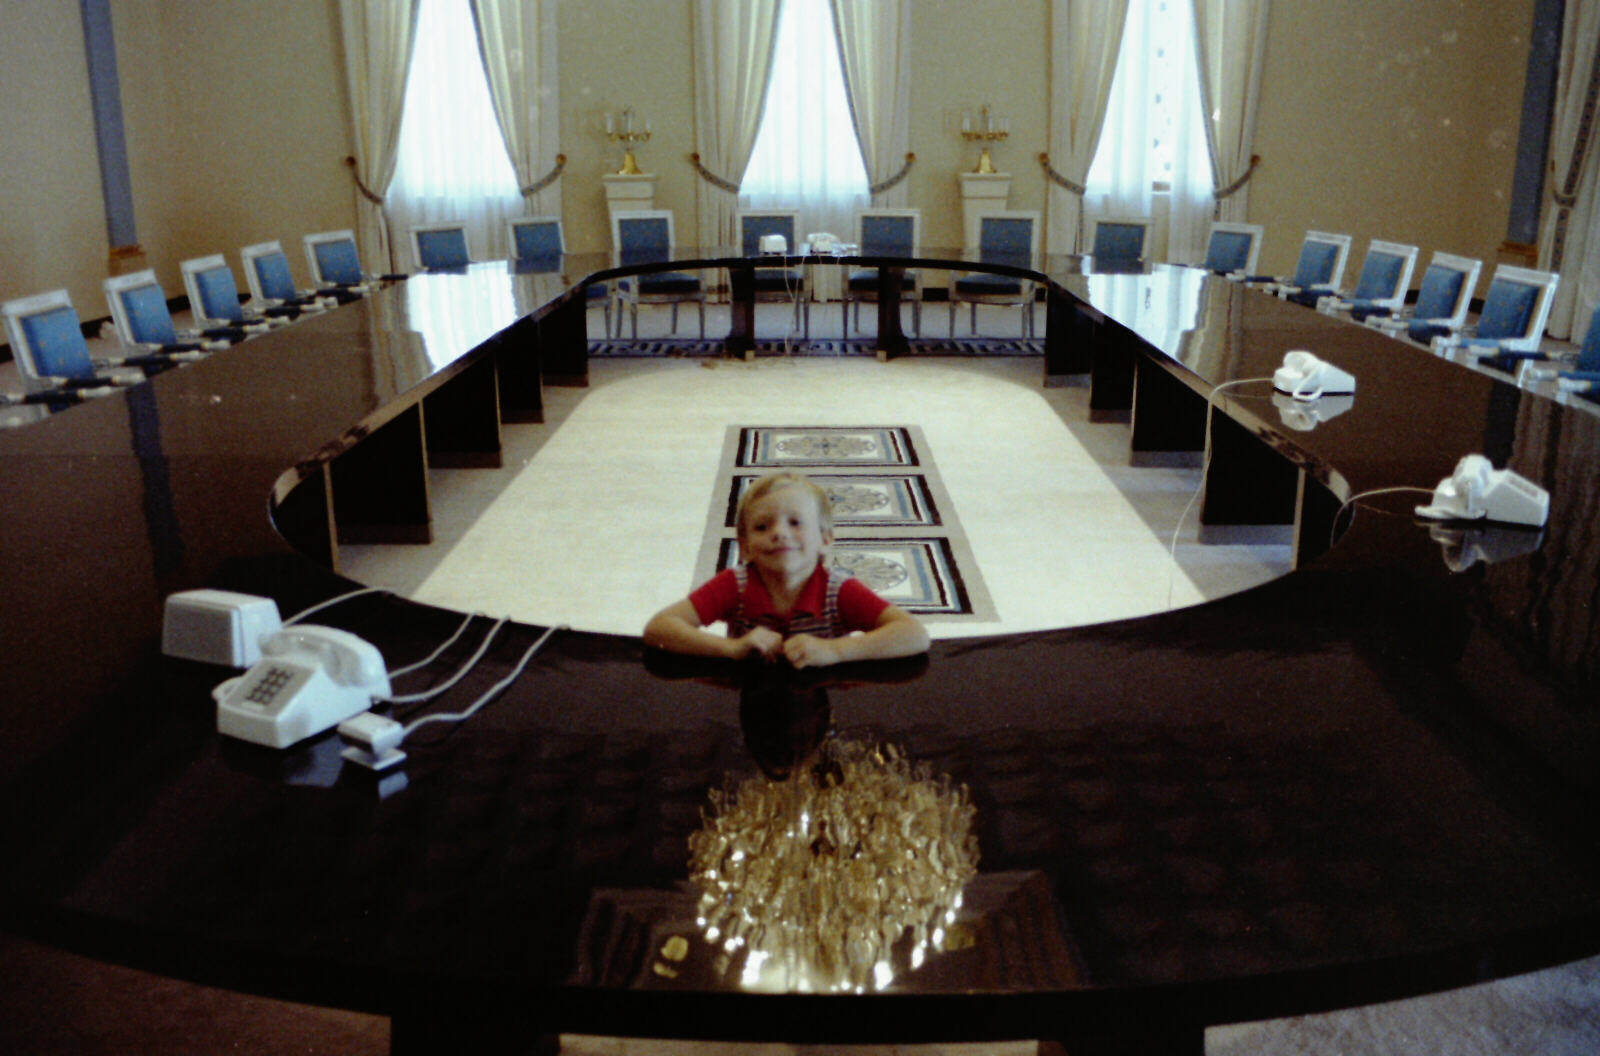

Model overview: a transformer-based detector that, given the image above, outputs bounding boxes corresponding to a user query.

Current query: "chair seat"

[847,268,915,291]
[1408,321,1453,343]
[625,272,702,294]
[585,283,608,300]
[750,268,804,292]
[954,274,1024,297]
[1348,302,1392,322]
[1285,285,1336,307]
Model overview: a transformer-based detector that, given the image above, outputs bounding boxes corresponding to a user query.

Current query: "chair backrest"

[856,209,920,257]
[410,222,471,271]
[1,289,96,390]
[181,254,247,325]
[1411,252,1482,327]
[104,269,180,345]
[1289,231,1352,289]
[1475,264,1559,346]
[507,216,565,265]
[1576,306,1600,373]
[611,209,676,268]
[304,229,364,286]
[1202,222,1264,273]
[977,211,1040,268]
[1347,239,1418,306]
[1090,217,1151,262]
[241,241,299,302]
[737,211,799,257]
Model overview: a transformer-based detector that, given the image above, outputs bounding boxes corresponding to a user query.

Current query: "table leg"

[875,265,910,360]
[726,264,756,360]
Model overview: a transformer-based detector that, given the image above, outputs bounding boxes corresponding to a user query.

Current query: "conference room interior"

[4,1,1599,1054]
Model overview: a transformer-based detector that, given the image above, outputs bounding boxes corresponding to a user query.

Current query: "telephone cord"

[402,624,565,736]
[381,616,509,705]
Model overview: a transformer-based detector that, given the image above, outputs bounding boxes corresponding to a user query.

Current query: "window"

[740,0,870,240]
[388,0,522,261]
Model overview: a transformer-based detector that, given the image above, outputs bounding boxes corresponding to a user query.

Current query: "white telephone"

[1273,350,1356,400]
[214,625,390,748]
[1414,454,1550,527]
[807,232,839,254]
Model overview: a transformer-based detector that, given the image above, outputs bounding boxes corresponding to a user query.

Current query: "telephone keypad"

[241,665,301,711]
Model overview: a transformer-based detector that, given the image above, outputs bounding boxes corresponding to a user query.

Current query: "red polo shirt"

[690,563,889,636]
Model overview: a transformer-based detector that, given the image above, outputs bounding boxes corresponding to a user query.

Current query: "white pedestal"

[602,173,657,239]
[959,172,1012,249]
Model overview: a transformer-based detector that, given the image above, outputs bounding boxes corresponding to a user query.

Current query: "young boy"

[644,471,930,668]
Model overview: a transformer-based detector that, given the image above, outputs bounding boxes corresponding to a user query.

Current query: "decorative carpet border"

[588,338,1043,357]
[695,425,996,623]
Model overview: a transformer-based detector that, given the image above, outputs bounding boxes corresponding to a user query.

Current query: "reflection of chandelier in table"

[688,737,979,993]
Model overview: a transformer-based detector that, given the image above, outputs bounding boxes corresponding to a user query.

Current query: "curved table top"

[1,251,1597,1044]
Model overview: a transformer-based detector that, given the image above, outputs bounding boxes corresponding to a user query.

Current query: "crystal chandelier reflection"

[688,737,979,994]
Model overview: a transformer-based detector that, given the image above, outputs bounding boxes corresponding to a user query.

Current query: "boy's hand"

[732,626,784,661]
[782,633,842,669]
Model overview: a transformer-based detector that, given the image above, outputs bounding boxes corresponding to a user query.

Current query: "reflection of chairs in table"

[1202,221,1264,275]
[949,211,1040,338]
[1089,216,1152,266]
[611,209,705,340]
[1303,238,1418,317]
[1364,251,1481,345]
[2,288,184,401]
[409,221,472,271]
[737,210,808,340]
[1429,263,1559,365]
[844,208,922,338]
[507,215,609,336]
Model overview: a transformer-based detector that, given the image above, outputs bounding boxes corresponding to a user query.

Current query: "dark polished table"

[2,249,1598,1055]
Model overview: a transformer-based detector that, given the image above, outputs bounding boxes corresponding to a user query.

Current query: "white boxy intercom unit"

[163,589,283,667]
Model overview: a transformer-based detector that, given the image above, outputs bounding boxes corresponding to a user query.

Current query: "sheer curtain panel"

[1537,0,1600,339]
[338,0,419,274]
[1045,0,1128,252]
[1192,0,1270,224]
[831,0,913,208]
[693,0,782,248]
[471,0,563,217]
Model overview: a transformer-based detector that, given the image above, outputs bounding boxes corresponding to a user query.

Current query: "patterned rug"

[589,338,1043,357]
[694,426,995,621]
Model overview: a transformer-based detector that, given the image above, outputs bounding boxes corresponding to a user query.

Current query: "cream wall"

[0,0,1543,327]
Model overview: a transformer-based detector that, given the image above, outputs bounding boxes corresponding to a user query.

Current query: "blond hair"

[734,471,833,541]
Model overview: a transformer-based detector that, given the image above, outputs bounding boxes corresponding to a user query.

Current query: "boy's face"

[738,485,832,584]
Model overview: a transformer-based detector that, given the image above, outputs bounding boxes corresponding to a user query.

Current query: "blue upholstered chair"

[736,210,809,340]
[1,289,170,399]
[241,240,331,317]
[507,215,610,336]
[1522,306,1600,394]
[1429,264,1559,364]
[1363,251,1481,345]
[410,221,472,271]
[303,229,371,291]
[1203,221,1264,275]
[104,269,238,356]
[949,211,1041,338]
[1304,239,1419,317]
[610,209,705,340]
[844,208,922,337]
[180,255,280,333]
[1089,216,1152,265]
[1245,230,1352,298]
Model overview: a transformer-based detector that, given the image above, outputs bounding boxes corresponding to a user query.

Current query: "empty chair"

[735,210,809,340]
[241,241,331,316]
[610,209,705,340]
[104,270,240,356]
[949,211,1041,338]
[1430,263,1560,365]
[1,289,182,399]
[1202,221,1265,275]
[303,229,373,296]
[410,221,472,271]
[844,208,922,337]
[180,255,278,333]
[1303,239,1419,316]
[1244,230,1352,298]
[1522,306,1600,394]
[1089,216,1152,266]
[1363,251,1482,344]
[506,215,609,335]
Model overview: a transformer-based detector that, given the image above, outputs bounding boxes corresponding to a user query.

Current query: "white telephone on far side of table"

[1273,350,1357,400]
[214,625,391,749]
[807,232,839,253]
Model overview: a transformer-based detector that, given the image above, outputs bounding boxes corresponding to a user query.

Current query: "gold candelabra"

[960,105,1009,174]
[605,106,651,175]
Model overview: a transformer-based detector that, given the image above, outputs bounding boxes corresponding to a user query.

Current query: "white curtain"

[831,0,912,208]
[388,0,524,264]
[471,0,563,218]
[1191,0,1270,224]
[1045,0,1127,253]
[693,0,782,248]
[1084,0,1213,262]
[741,0,870,238]
[338,0,419,274]
[1537,0,1600,340]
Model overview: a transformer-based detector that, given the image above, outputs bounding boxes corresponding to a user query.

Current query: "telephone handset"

[215,625,390,748]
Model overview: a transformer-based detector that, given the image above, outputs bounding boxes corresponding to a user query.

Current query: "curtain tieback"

[522,154,567,198]
[342,156,385,205]
[1038,153,1085,195]
[869,153,916,195]
[1213,155,1261,200]
[689,153,741,194]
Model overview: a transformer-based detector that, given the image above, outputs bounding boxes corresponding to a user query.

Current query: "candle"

[605,112,614,135]
[961,113,971,133]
